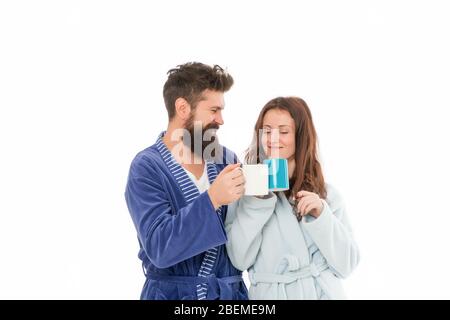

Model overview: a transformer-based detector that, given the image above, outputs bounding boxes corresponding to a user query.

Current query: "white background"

[1,0,449,299]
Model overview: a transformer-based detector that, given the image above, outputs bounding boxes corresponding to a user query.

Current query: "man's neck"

[162,126,205,167]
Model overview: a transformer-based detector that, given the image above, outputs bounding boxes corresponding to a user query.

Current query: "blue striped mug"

[263,158,289,191]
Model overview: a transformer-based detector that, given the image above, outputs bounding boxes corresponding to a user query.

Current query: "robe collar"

[275,192,311,267]
[155,131,223,299]
[155,131,220,206]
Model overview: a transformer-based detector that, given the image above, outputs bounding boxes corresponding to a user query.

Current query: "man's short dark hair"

[163,62,234,119]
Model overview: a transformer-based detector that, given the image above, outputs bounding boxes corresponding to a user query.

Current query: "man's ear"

[174,97,191,121]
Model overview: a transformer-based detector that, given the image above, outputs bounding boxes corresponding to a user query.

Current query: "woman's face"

[261,108,296,160]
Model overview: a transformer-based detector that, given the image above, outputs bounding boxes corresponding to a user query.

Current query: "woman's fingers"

[302,199,316,215]
[304,202,317,216]
[297,197,306,213]
[296,190,314,198]
[293,191,323,217]
[297,196,314,215]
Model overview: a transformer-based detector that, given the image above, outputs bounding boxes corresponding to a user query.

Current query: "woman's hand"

[295,190,324,218]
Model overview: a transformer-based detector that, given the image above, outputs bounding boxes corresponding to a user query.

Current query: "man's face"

[190,89,225,127]
[183,90,225,160]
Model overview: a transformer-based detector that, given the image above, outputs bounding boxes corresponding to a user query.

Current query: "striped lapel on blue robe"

[155,132,223,300]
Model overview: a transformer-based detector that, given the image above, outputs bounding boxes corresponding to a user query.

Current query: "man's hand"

[207,163,245,210]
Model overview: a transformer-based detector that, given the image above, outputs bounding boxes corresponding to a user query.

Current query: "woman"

[225,97,360,299]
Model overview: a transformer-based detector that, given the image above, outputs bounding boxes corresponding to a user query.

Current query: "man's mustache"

[204,123,220,131]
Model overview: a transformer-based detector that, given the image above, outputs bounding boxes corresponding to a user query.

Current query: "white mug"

[241,164,269,196]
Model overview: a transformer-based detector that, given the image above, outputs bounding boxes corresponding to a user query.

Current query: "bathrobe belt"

[249,262,328,284]
[249,261,329,299]
[146,271,243,300]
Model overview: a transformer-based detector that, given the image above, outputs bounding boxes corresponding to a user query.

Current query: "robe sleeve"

[125,156,227,269]
[225,194,277,271]
[301,187,360,278]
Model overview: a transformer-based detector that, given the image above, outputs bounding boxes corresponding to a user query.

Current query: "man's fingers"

[229,167,244,179]
[236,185,245,195]
[222,163,241,174]
[233,176,246,186]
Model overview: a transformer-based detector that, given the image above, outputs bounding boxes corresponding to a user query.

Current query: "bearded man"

[125,62,248,300]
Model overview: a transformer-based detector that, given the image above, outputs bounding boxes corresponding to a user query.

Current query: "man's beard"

[183,116,220,161]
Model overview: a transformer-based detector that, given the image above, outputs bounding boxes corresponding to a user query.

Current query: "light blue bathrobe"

[225,184,360,299]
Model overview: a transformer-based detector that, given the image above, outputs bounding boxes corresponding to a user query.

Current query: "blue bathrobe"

[125,132,248,300]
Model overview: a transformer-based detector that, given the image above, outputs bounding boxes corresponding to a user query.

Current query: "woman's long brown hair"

[244,97,327,200]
